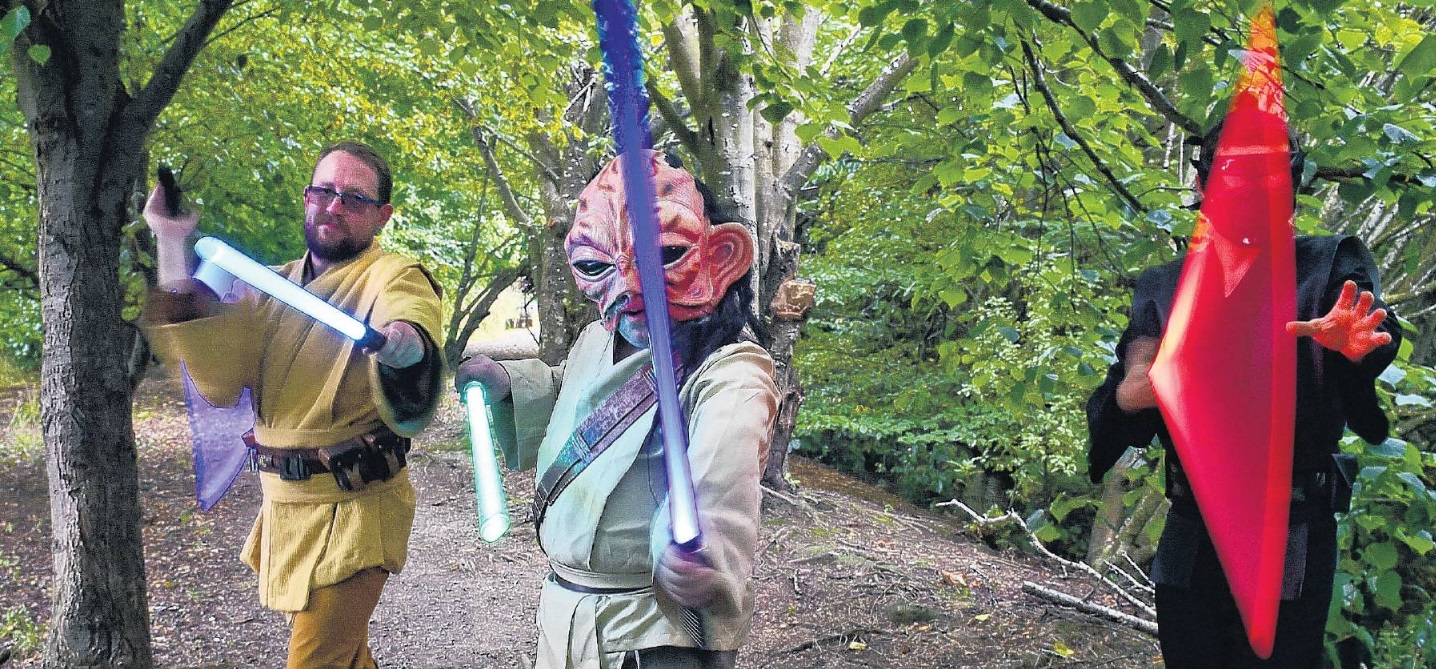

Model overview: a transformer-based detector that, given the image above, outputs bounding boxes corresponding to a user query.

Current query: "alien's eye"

[661,246,690,265]
[572,259,613,277]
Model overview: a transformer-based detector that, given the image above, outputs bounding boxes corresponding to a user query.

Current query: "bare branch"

[1023,40,1145,212]
[0,247,38,289]
[457,98,562,187]
[202,4,279,48]
[648,82,699,153]
[468,124,534,227]
[1022,582,1160,636]
[124,0,233,136]
[939,499,1157,618]
[780,52,919,198]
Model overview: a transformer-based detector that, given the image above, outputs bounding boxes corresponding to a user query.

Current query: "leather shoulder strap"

[532,364,659,527]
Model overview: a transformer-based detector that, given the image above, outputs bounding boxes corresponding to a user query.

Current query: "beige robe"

[494,321,778,669]
[144,243,444,611]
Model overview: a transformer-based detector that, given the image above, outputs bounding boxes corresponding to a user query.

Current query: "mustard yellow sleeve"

[366,265,446,437]
[142,296,261,408]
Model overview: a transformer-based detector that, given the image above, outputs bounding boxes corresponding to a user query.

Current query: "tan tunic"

[144,243,444,611]
[493,321,778,669]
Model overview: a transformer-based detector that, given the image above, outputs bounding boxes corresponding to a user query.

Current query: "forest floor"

[0,373,1160,668]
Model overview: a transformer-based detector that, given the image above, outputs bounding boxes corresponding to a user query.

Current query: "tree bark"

[528,67,605,365]
[658,6,917,489]
[9,1,231,665]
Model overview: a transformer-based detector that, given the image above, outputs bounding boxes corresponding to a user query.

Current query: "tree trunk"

[657,6,916,489]
[12,5,150,665]
[461,72,601,367]
[9,1,231,664]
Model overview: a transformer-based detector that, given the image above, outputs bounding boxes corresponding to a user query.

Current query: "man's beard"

[305,217,371,263]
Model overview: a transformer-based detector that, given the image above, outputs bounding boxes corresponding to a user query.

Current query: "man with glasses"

[142,141,444,669]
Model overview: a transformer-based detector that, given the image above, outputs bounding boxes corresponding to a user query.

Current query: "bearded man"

[142,141,444,669]
[456,151,779,669]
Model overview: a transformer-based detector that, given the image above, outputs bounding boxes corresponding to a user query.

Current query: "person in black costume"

[1086,124,1402,668]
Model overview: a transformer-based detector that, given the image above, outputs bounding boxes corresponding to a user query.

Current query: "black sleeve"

[1087,273,1166,484]
[377,322,442,425]
[1325,237,1402,444]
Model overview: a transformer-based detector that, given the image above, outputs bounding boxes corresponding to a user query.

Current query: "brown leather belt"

[243,428,404,481]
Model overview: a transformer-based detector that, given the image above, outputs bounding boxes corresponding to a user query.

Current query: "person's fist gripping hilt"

[454,354,512,404]
[366,321,425,369]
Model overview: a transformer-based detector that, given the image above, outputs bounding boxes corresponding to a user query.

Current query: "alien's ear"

[704,222,756,294]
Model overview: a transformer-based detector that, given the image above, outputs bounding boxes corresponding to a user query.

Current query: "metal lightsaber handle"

[192,236,386,350]
[462,382,511,543]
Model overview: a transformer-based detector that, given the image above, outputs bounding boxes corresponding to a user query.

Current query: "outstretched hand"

[453,354,512,403]
[367,321,425,369]
[1285,280,1392,362]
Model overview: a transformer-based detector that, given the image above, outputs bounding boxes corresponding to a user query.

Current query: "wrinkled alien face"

[565,151,754,349]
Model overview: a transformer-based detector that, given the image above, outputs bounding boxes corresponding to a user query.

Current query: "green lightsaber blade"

[463,382,510,542]
[193,237,386,350]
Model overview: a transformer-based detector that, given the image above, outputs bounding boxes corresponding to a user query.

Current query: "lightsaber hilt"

[463,382,511,543]
[192,236,386,350]
[157,164,183,216]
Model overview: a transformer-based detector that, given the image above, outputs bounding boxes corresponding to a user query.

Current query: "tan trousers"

[287,567,388,669]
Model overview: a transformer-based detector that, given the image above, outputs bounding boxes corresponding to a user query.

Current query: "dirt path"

[0,376,1159,668]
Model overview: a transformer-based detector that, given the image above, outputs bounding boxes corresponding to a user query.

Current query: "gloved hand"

[454,354,512,403]
[142,183,202,288]
[142,183,200,241]
[368,321,425,369]
[1116,337,1160,413]
[655,543,719,609]
[1285,280,1392,362]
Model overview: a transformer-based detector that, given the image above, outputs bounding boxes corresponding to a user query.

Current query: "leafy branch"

[1022,39,1145,213]
[123,0,233,137]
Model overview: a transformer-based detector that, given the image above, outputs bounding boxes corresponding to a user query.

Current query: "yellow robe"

[493,321,778,669]
[144,242,444,611]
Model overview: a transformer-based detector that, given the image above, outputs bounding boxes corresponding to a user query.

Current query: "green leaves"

[1069,2,1106,33]
[26,44,49,66]
[0,6,29,47]
[0,5,46,66]
[1396,35,1436,81]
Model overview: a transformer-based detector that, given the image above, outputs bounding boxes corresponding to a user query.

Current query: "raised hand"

[1285,280,1392,362]
[453,354,512,403]
[142,183,200,241]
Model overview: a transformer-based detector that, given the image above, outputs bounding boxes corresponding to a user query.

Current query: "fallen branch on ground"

[774,627,888,655]
[1023,581,1159,637]
[937,499,1155,617]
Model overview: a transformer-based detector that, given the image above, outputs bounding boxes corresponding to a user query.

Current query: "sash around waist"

[550,560,652,592]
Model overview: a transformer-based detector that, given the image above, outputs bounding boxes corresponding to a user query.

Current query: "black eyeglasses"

[304,185,384,210]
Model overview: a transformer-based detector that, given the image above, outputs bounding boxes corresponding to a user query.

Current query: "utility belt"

[1167,453,1357,513]
[245,427,409,492]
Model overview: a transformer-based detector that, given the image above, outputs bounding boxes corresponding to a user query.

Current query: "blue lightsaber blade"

[463,382,511,543]
[594,0,702,550]
[192,236,386,351]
